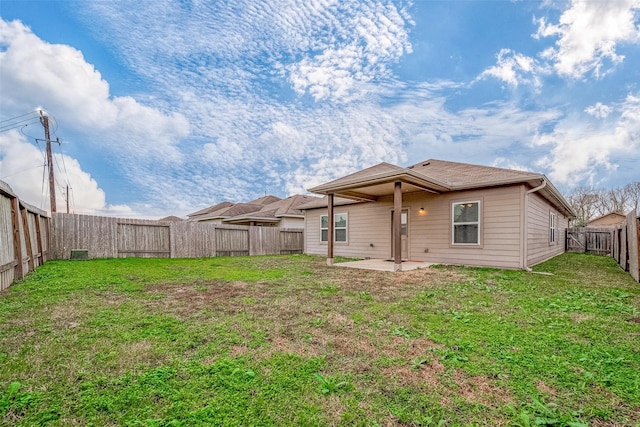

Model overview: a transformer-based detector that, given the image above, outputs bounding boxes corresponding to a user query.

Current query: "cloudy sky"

[1,0,639,218]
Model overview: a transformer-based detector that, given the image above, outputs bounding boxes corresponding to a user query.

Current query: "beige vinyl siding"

[279,216,304,229]
[305,185,525,268]
[527,191,568,266]
[305,202,392,259]
[409,187,523,268]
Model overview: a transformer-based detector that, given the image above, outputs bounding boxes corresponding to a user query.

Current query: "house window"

[549,211,557,245]
[320,213,348,243]
[452,201,480,245]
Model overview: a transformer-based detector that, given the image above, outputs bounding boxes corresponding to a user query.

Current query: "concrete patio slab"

[334,259,435,272]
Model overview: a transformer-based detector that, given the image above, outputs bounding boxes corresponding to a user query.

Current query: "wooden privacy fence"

[0,181,50,291]
[566,227,613,255]
[50,213,303,260]
[612,210,639,283]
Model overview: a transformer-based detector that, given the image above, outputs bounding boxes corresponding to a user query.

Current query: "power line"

[0,110,40,124]
[0,117,41,133]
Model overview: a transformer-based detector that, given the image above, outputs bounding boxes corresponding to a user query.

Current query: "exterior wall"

[279,216,304,229]
[588,213,625,227]
[305,185,525,269]
[526,191,569,267]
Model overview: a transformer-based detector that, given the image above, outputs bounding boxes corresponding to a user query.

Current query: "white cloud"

[534,0,640,79]
[532,93,640,186]
[585,102,612,119]
[491,158,533,172]
[479,48,547,87]
[286,2,413,101]
[0,18,189,165]
[0,130,131,215]
[0,18,190,215]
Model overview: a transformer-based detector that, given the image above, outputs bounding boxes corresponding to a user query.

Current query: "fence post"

[169,222,176,258]
[10,198,24,280]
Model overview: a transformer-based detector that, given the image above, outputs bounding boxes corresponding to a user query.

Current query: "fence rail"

[0,181,50,291]
[566,228,613,255]
[50,213,303,260]
[612,210,640,282]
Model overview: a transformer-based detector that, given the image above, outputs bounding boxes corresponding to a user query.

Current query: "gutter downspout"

[523,179,547,271]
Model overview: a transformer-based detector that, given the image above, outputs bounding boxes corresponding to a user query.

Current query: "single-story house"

[300,159,575,271]
[222,195,319,228]
[587,212,626,227]
[187,194,318,228]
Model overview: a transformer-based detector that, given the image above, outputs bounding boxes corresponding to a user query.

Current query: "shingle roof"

[187,195,282,221]
[408,159,541,188]
[305,158,574,217]
[158,215,184,222]
[223,195,320,223]
[187,201,233,218]
[247,195,282,205]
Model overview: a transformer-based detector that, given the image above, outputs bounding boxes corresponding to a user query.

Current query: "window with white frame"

[549,211,557,244]
[320,213,348,243]
[452,201,480,245]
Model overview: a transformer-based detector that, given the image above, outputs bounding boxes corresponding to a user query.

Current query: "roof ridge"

[418,158,539,176]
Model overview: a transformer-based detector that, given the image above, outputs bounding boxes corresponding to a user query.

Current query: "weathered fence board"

[0,180,50,291]
[216,228,249,256]
[50,213,303,260]
[280,229,304,254]
[626,211,639,282]
[117,223,170,257]
[566,228,612,255]
[2,201,303,289]
[611,209,639,283]
[170,221,217,258]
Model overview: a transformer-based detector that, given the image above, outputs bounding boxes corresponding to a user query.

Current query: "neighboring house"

[187,194,317,228]
[587,212,626,227]
[187,196,281,225]
[300,159,575,271]
[222,195,319,228]
[158,215,184,222]
[187,201,234,222]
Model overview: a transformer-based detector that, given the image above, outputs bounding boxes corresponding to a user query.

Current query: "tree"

[565,181,640,226]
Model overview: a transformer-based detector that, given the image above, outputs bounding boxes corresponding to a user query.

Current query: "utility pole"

[39,110,56,212]
[66,185,70,213]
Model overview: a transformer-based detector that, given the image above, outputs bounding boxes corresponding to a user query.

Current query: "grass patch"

[1,253,639,425]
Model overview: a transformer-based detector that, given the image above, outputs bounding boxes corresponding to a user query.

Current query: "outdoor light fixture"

[419,207,425,215]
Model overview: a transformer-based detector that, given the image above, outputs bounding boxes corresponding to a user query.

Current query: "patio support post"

[327,193,334,266]
[393,181,402,272]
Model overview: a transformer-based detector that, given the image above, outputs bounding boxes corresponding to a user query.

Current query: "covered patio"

[334,258,435,272]
[309,162,450,272]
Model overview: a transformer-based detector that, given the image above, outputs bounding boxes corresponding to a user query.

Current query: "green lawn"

[0,253,638,426]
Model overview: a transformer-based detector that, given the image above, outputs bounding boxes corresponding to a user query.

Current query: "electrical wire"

[0,117,41,133]
[0,110,39,124]
[0,164,46,180]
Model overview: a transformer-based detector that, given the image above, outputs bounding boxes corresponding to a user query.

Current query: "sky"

[0,0,639,218]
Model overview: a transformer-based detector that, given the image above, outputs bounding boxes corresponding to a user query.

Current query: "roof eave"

[308,170,450,196]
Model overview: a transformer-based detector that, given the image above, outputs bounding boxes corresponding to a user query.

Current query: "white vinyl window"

[320,213,348,243]
[452,201,480,245]
[549,211,557,245]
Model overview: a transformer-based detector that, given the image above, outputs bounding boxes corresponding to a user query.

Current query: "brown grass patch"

[453,370,513,406]
[535,380,558,398]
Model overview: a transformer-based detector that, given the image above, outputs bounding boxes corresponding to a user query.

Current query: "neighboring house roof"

[159,215,184,222]
[223,195,320,224]
[187,201,234,219]
[306,158,575,217]
[247,195,282,205]
[187,195,282,221]
[587,212,626,227]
